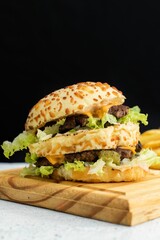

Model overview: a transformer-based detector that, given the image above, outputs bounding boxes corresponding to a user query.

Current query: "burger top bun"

[25,81,125,130]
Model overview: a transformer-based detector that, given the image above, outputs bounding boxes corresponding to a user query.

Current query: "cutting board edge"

[0,185,133,226]
[1,168,160,226]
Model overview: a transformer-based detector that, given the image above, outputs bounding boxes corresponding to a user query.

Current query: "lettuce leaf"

[101,113,117,126]
[86,117,101,129]
[64,160,86,172]
[130,148,160,168]
[100,148,160,171]
[25,153,38,164]
[39,166,54,177]
[88,159,105,175]
[36,129,52,141]
[20,164,54,178]
[43,118,66,135]
[86,106,148,130]
[118,106,148,125]
[98,150,121,165]
[20,164,40,177]
[1,118,66,159]
[86,113,117,129]
[1,131,37,159]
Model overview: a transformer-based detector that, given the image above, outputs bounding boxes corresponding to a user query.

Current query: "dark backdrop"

[1,1,160,162]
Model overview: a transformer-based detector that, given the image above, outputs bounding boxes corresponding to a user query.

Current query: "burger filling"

[3,104,156,179]
[41,104,129,134]
[33,104,139,170]
[35,143,142,169]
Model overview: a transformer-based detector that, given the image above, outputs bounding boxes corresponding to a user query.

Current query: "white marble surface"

[1,162,160,240]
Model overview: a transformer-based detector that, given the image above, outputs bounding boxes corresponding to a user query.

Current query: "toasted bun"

[28,122,139,157]
[52,165,148,182]
[25,82,125,131]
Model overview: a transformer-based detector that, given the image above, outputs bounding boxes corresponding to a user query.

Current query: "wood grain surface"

[0,168,160,226]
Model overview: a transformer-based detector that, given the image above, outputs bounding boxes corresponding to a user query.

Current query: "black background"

[1,1,160,162]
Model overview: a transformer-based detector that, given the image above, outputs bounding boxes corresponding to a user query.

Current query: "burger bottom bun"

[51,165,148,183]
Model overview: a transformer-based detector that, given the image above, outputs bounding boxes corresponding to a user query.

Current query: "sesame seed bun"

[25,81,125,131]
[1,81,152,183]
[28,122,139,157]
[52,165,148,182]
[24,81,148,183]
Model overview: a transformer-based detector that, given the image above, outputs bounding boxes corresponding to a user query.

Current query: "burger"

[1,81,160,182]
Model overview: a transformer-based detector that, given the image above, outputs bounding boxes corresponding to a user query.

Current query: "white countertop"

[1,162,160,240]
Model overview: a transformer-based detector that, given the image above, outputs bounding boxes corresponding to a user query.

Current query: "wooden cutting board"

[1,168,160,226]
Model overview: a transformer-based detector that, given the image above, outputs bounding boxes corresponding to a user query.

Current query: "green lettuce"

[86,106,148,130]
[20,164,54,178]
[129,148,160,168]
[1,118,66,159]
[86,113,117,129]
[88,159,105,175]
[98,150,121,165]
[43,118,66,135]
[118,106,148,125]
[99,148,160,171]
[25,153,38,164]
[64,160,86,172]
[1,131,37,159]
[20,164,40,177]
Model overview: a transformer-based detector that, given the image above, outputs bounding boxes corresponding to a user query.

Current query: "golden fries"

[150,162,160,170]
[141,129,160,136]
[140,129,160,156]
[142,140,160,148]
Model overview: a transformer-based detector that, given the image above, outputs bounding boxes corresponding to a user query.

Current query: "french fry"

[139,129,160,169]
[140,129,160,142]
[150,162,160,170]
[153,148,160,155]
[141,129,160,136]
[140,135,160,145]
[142,140,160,149]
[140,129,160,157]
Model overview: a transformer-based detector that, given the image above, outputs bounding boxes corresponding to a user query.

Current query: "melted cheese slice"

[46,155,64,165]
[120,146,136,154]
[94,105,111,118]
[84,101,122,119]
[84,106,110,119]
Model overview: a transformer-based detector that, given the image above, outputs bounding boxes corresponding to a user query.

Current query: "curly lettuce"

[86,113,117,129]
[1,131,37,159]
[118,106,148,125]
[20,164,54,178]
[1,118,66,159]
[86,106,148,130]
[64,160,86,172]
